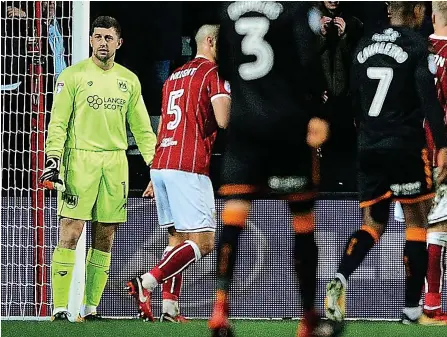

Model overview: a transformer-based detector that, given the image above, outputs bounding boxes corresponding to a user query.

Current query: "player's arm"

[208,68,231,129]
[415,50,447,183]
[40,70,75,190]
[211,96,230,129]
[415,52,447,150]
[45,70,75,159]
[127,79,157,166]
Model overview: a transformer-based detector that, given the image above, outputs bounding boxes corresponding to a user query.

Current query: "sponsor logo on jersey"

[372,28,400,43]
[62,193,78,208]
[55,82,64,94]
[268,176,308,193]
[390,181,422,196]
[86,95,127,111]
[117,79,128,92]
[160,137,178,148]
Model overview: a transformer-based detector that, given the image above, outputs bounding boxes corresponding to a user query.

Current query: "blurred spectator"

[1,1,71,192]
[346,1,388,33]
[317,1,363,192]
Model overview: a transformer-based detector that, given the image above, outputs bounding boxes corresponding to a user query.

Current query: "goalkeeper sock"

[51,246,76,310]
[404,228,427,308]
[84,248,111,308]
[337,225,379,281]
[292,213,318,312]
[143,240,200,291]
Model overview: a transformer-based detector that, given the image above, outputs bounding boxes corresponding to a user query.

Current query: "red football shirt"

[152,56,231,175]
[426,35,447,166]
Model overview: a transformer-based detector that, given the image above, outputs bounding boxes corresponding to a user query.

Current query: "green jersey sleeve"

[45,69,76,159]
[127,79,157,165]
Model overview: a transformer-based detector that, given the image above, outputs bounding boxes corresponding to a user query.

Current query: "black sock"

[337,229,376,281]
[294,232,318,312]
[404,240,427,308]
[216,225,243,292]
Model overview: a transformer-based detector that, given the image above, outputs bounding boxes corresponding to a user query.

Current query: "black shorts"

[358,148,435,208]
[219,128,318,201]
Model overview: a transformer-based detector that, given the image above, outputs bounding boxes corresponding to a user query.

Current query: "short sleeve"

[207,67,231,102]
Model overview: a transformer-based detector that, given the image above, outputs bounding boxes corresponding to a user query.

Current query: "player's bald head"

[195,24,219,45]
[433,1,447,25]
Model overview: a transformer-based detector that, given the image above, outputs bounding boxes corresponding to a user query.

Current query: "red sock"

[424,243,444,311]
[162,273,183,301]
[151,241,198,283]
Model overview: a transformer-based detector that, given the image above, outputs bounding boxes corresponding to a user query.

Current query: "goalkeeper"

[39,16,157,321]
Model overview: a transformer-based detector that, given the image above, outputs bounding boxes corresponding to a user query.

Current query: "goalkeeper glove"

[39,157,65,192]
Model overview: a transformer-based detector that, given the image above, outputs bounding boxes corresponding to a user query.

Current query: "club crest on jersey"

[62,193,78,208]
[55,82,64,94]
[117,79,128,92]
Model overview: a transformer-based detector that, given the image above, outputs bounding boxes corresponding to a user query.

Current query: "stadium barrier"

[2,197,446,319]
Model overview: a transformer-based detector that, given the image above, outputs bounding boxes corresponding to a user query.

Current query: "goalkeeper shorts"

[58,149,128,223]
[150,168,216,232]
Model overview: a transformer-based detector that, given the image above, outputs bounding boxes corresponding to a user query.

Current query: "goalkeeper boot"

[81,305,103,320]
[51,309,69,322]
[126,276,154,322]
[325,278,346,322]
[83,313,103,321]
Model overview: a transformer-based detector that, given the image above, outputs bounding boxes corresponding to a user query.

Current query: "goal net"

[1,1,87,319]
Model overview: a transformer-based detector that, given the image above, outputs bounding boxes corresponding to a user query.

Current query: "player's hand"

[7,6,26,18]
[143,181,155,198]
[320,16,332,36]
[436,148,447,185]
[307,117,329,148]
[39,157,65,192]
[334,17,346,36]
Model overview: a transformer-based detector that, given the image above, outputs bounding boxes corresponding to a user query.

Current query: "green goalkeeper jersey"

[45,57,156,165]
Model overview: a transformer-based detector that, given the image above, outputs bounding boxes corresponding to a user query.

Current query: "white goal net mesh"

[1,1,73,318]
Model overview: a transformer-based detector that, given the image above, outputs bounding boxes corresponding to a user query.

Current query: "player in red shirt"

[126,24,231,322]
[394,1,447,323]
[424,1,447,321]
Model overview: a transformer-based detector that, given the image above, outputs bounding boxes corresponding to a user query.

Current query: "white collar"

[195,54,211,61]
[430,34,447,41]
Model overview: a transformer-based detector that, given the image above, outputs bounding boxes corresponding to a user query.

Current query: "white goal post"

[1,0,90,320]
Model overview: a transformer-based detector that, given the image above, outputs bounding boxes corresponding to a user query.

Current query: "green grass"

[2,319,446,337]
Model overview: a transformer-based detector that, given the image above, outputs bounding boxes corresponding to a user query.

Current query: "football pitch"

[2,319,446,337]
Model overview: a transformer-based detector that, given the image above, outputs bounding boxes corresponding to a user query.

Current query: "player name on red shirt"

[151,56,230,175]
